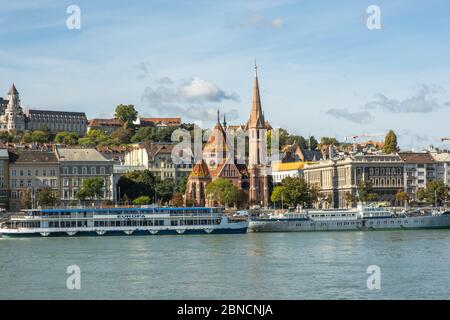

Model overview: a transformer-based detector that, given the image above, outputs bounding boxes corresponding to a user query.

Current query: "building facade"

[304,154,404,208]
[8,151,60,210]
[56,148,114,205]
[398,152,437,201]
[0,149,9,208]
[124,142,193,182]
[0,84,87,135]
[272,161,307,184]
[26,110,87,135]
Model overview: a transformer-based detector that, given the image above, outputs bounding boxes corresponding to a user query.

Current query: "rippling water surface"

[1,230,449,299]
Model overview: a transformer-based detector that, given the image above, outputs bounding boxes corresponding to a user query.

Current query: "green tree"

[357,180,378,203]
[176,176,189,194]
[155,179,176,204]
[383,129,399,154]
[205,178,241,207]
[270,177,318,208]
[114,104,138,129]
[417,180,449,206]
[270,185,287,208]
[36,187,59,207]
[117,170,160,202]
[308,136,319,150]
[111,127,132,144]
[132,195,151,205]
[78,129,117,147]
[76,177,104,201]
[343,192,356,207]
[395,190,410,206]
[171,192,184,207]
[54,131,79,145]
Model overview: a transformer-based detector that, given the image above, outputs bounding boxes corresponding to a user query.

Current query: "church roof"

[203,111,232,156]
[190,160,210,178]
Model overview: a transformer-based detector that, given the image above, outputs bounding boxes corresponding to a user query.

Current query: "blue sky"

[1,0,450,150]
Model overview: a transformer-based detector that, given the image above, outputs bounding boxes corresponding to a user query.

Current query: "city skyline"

[1,0,450,150]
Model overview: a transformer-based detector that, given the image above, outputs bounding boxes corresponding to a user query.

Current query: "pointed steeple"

[247,62,265,129]
[223,113,227,129]
[8,83,18,95]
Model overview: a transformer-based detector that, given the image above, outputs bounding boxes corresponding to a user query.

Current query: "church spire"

[8,83,18,95]
[223,113,227,128]
[247,62,265,129]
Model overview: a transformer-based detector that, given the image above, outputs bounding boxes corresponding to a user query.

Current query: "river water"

[1,230,449,299]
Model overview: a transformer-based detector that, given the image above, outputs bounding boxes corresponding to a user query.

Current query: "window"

[100,167,105,174]
[82,167,87,174]
[63,167,69,175]
[73,178,78,187]
[91,167,96,175]
[63,178,69,187]
[72,167,78,175]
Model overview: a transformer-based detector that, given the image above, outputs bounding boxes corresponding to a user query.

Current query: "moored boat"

[0,206,248,238]
[249,204,450,233]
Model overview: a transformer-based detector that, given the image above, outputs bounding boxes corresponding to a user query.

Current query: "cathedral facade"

[185,65,270,208]
[0,84,87,135]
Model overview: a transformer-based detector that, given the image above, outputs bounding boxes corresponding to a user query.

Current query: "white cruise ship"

[0,206,248,238]
[249,204,450,233]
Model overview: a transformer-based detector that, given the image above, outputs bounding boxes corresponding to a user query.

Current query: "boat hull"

[0,226,248,238]
[249,215,450,233]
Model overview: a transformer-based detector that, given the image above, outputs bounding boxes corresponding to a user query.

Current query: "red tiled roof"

[398,152,436,164]
[140,117,181,126]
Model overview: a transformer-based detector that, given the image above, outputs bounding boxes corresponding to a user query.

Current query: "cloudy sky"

[1,0,450,150]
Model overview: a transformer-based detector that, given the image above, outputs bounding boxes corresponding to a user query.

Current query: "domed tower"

[0,84,26,132]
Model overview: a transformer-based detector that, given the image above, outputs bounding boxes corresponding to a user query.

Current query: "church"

[184,64,271,208]
[0,84,87,135]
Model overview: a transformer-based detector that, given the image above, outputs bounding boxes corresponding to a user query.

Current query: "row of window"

[63,166,107,175]
[11,169,57,177]
[10,179,57,188]
[63,177,107,187]
[364,167,403,176]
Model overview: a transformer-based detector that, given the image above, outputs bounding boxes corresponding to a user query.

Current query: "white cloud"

[235,15,284,29]
[142,77,240,121]
[365,85,447,113]
[326,108,374,124]
[180,78,239,102]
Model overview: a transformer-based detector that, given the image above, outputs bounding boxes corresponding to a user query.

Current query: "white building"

[271,161,306,184]
[124,142,193,182]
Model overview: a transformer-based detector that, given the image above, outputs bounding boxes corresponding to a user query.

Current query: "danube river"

[1,230,449,299]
